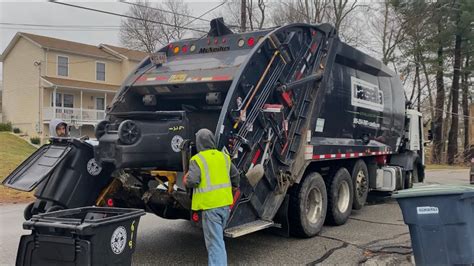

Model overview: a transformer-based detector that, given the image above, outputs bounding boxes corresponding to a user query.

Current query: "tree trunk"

[431,26,445,164]
[417,59,422,112]
[446,31,462,164]
[420,52,435,119]
[241,0,247,32]
[461,54,470,162]
[443,87,452,158]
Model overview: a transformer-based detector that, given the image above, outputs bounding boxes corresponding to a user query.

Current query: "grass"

[0,132,37,203]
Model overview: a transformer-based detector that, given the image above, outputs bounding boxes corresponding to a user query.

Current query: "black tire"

[23,202,35,220]
[351,160,369,210]
[405,171,414,189]
[289,172,328,238]
[325,167,353,226]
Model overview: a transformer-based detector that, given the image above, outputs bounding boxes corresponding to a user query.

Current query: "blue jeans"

[202,206,230,266]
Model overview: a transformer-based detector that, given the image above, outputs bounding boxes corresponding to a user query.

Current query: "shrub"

[0,122,12,132]
[30,137,41,145]
[13,127,21,133]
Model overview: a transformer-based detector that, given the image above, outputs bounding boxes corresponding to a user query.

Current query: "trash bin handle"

[25,221,82,231]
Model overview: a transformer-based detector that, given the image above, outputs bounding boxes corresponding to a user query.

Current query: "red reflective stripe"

[155,76,168,81]
[230,189,241,210]
[212,75,231,81]
[295,72,303,80]
[312,151,392,160]
[252,149,261,164]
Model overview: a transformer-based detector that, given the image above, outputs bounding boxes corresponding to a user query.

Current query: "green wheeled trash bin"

[393,185,474,265]
[16,207,145,266]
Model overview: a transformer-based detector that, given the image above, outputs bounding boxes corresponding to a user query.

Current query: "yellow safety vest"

[190,149,233,211]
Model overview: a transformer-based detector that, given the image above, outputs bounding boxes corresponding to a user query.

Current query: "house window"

[51,92,62,107]
[51,92,74,108]
[58,56,68,77]
[63,94,74,108]
[96,62,105,81]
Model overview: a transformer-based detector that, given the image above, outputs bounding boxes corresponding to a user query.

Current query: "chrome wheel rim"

[337,181,350,213]
[306,187,323,224]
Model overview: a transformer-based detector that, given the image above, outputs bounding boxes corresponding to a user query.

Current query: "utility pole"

[241,0,246,32]
[34,61,42,135]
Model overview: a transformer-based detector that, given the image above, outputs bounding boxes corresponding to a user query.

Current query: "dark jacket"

[186,128,239,189]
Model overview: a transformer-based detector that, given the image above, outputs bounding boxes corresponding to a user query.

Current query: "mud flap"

[268,194,290,237]
[2,144,72,191]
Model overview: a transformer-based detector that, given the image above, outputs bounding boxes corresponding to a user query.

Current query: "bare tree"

[330,0,357,33]
[272,0,330,25]
[368,0,406,65]
[247,0,266,30]
[270,0,363,46]
[218,0,267,32]
[119,0,191,53]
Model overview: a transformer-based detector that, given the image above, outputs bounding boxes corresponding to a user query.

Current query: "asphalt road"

[0,168,470,265]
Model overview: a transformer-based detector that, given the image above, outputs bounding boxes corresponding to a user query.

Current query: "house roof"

[0,32,147,62]
[42,76,119,92]
[100,44,148,62]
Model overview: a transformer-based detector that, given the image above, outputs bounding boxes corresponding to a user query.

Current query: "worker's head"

[56,123,67,137]
[195,128,216,152]
[49,119,68,138]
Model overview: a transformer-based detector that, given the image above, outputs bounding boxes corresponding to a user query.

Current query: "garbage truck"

[3,18,425,238]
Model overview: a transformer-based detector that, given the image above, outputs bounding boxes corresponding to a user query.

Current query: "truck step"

[224,220,275,238]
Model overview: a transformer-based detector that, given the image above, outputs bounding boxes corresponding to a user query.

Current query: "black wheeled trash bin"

[16,207,145,266]
[393,185,474,265]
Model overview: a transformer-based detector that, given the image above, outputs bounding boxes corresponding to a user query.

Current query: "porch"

[42,106,106,124]
[41,76,118,127]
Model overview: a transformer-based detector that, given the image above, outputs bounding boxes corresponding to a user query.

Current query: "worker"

[49,118,68,137]
[184,128,239,266]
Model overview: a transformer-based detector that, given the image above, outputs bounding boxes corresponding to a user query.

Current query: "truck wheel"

[326,168,353,225]
[289,172,327,238]
[351,160,369,210]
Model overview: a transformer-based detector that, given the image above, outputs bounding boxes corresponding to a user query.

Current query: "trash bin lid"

[393,184,474,199]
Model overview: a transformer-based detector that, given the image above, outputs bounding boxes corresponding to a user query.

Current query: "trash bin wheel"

[325,167,354,225]
[24,202,35,220]
[118,120,141,145]
[404,171,413,189]
[351,160,369,210]
[289,172,327,238]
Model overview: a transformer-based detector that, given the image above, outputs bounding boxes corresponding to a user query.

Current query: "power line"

[0,22,210,30]
[119,0,210,23]
[0,22,122,28]
[183,0,227,27]
[48,0,207,33]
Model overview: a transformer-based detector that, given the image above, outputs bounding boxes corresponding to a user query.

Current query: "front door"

[95,97,105,120]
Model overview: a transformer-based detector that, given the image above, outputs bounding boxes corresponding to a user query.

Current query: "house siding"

[46,51,123,85]
[2,33,145,142]
[2,37,44,136]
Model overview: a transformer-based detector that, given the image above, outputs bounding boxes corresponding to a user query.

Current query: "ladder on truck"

[218,24,335,237]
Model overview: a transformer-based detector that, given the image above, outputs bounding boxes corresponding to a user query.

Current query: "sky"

[0,0,224,80]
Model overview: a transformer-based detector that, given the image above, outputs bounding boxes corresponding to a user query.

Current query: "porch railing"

[43,107,105,124]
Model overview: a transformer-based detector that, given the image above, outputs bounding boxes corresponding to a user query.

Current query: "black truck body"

[3,19,424,238]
